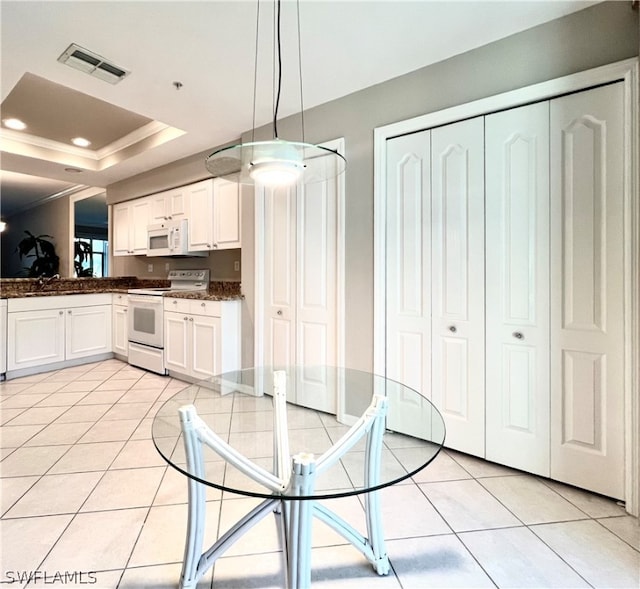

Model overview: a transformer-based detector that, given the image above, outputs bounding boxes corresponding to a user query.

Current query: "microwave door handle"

[168,227,175,252]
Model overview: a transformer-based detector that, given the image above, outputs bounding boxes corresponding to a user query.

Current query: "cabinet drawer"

[9,293,113,312]
[189,300,221,317]
[112,293,129,307]
[164,298,222,317]
[164,297,190,314]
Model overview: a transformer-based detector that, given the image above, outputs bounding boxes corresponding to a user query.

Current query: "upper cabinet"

[112,178,241,257]
[113,198,151,256]
[188,178,241,252]
[150,186,188,223]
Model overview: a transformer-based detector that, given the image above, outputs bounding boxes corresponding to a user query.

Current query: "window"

[74,237,108,277]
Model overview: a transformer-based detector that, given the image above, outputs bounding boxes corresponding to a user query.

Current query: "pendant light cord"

[273,0,283,138]
[251,0,260,144]
[296,0,305,143]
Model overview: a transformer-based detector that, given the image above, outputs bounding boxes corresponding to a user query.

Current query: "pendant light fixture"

[205,0,346,187]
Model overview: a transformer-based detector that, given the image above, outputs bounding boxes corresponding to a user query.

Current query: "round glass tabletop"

[152,366,445,500]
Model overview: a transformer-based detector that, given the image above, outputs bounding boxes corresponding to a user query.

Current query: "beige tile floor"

[0,359,638,589]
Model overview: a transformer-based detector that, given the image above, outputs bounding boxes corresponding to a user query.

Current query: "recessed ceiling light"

[71,137,91,148]
[3,118,27,130]
[64,167,83,173]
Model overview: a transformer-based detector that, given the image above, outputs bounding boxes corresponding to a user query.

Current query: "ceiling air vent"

[57,43,130,84]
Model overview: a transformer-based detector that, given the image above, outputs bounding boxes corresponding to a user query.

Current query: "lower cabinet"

[7,294,112,374]
[164,298,240,380]
[112,293,129,358]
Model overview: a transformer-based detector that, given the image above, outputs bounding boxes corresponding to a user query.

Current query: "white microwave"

[147,219,206,257]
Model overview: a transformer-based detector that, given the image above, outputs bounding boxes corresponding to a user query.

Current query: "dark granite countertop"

[0,277,243,301]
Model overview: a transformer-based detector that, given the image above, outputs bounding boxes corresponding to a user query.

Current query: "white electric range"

[127,269,209,374]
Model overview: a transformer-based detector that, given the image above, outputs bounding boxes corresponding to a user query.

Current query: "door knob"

[513,332,524,339]
[448,325,457,333]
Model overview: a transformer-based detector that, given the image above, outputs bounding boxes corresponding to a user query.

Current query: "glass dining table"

[152,366,446,589]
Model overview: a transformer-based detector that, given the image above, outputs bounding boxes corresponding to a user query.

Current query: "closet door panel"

[485,101,550,475]
[263,185,296,368]
[550,82,624,499]
[296,169,339,414]
[431,117,485,456]
[385,130,432,437]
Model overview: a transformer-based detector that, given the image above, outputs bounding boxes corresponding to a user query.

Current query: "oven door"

[128,295,164,348]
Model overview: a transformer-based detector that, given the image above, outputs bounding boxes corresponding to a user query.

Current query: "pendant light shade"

[205,0,346,186]
[205,139,346,186]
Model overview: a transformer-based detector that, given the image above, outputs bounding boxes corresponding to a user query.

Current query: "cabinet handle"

[201,302,206,307]
[206,244,211,248]
[183,316,188,321]
[277,310,283,316]
[59,310,64,315]
[513,332,524,340]
[448,325,456,333]
[172,300,177,305]
[189,317,193,322]
[213,243,218,249]
[68,310,72,315]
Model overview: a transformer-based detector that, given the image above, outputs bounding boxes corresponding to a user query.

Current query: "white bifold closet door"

[549,82,625,499]
[261,164,339,414]
[385,130,432,437]
[485,102,550,476]
[431,117,485,456]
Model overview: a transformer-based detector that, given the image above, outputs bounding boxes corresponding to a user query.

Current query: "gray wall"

[107,1,639,371]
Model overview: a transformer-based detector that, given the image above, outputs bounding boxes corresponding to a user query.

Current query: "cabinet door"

[152,188,187,222]
[112,203,132,256]
[262,184,297,367]
[187,180,214,251]
[112,305,128,357]
[130,199,151,254]
[191,314,221,380]
[431,116,485,457]
[213,179,241,249]
[166,187,187,220]
[150,191,169,222]
[164,311,189,373]
[550,82,625,499]
[384,130,433,438]
[485,102,550,475]
[8,309,65,370]
[66,305,112,360]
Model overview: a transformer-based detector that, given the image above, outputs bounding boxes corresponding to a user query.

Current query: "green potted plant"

[15,230,60,277]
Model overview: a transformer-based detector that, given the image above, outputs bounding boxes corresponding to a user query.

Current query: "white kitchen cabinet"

[150,186,188,222]
[112,293,128,358]
[188,178,241,252]
[164,297,239,381]
[66,305,112,360]
[112,198,151,256]
[213,178,241,249]
[7,294,113,376]
[8,308,65,370]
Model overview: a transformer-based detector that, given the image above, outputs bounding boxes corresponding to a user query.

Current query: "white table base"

[177,373,389,589]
